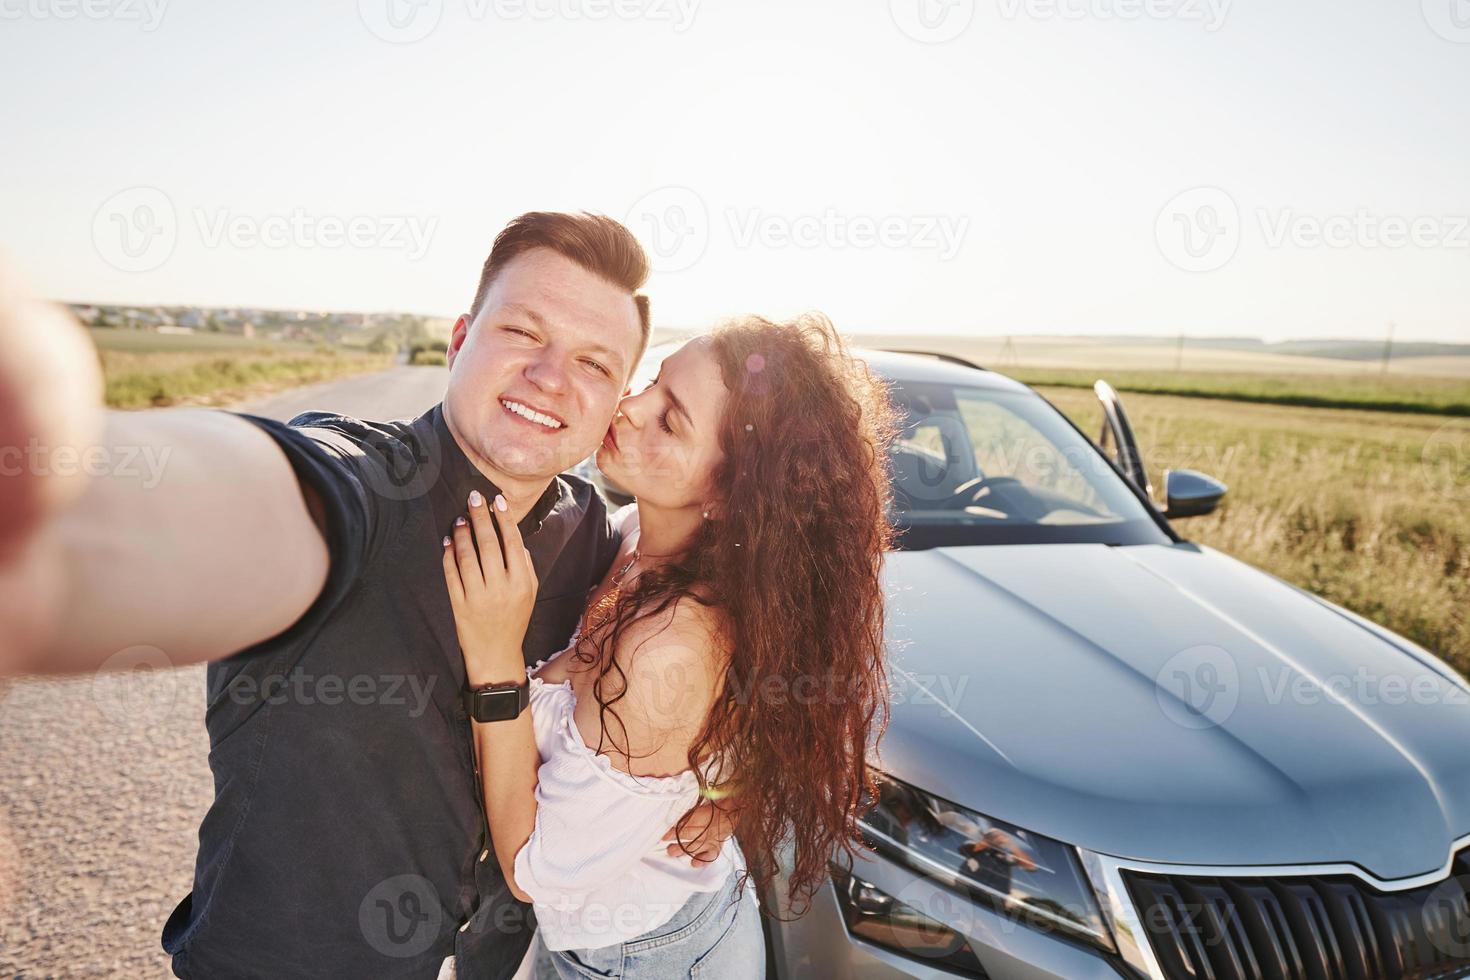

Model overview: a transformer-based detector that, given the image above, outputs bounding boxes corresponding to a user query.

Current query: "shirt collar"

[424,402,562,537]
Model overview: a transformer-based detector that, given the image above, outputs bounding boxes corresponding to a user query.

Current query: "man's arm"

[34,408,330,675]
[0,259,329,675]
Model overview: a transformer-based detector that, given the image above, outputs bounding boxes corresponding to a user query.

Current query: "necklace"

[611,547,679,587]
[612,553,639,587]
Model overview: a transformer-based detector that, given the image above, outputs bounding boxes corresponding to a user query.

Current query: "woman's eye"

[657,410,674,435]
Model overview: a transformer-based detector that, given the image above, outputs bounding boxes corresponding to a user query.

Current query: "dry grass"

[91,331,393,408]
[1037,386,1470,679]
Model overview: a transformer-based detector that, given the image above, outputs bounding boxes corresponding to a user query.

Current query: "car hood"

[880,541,1470,882]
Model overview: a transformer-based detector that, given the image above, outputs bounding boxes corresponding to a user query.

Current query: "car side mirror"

[1163,468,1228,519]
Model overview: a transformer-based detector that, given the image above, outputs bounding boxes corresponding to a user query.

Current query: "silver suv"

[583,344,1470,980]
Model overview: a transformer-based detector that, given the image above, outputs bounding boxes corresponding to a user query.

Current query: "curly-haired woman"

[441,314,896,978]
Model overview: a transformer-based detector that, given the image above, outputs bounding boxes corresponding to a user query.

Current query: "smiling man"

[0,212,727,979]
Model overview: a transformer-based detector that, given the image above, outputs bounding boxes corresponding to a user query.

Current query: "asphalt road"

[0,365,450,978]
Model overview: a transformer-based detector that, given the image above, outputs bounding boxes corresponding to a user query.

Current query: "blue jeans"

[547,873,765,979]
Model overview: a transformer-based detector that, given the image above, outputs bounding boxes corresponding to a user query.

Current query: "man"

[0,212,728,978]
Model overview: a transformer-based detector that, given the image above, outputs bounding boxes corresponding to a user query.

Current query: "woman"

[441,314,896,978]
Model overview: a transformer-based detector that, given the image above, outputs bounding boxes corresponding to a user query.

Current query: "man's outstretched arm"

[36,409,331,674]
[0,259,329,676]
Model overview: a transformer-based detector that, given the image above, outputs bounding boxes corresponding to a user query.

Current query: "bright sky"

[2,0,1467,342]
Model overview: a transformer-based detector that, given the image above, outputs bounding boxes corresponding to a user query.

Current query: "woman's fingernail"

[443,536,452,547]
[495,494,508,512]
[468,490,483,508]
[454,516,467,527]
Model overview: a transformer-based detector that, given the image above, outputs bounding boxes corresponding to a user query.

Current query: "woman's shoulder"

[569,596,726,774]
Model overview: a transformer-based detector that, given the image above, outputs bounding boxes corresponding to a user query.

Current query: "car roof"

[640,339,1033,393]
[852,346,1032,392]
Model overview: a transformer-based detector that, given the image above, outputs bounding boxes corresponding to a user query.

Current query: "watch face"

[470,687,523,722]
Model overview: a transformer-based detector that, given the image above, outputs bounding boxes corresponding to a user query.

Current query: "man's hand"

[0,258,103,671]
[0,256,332,676]
[662,799,737,867]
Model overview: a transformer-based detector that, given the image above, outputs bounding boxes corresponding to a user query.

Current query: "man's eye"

[582,360,611,377]
[505,327,535,339]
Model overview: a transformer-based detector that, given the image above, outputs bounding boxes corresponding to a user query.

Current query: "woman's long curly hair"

[573,313,899,910]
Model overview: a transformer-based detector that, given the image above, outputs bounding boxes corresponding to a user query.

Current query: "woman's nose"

[616,388,652,428]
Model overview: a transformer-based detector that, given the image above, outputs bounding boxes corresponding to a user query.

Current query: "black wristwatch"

[464,680,530,723]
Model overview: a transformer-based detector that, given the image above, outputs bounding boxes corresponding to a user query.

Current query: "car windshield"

[886,378,1170,549]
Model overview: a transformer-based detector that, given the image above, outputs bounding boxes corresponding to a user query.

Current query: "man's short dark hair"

[470,211,652,369]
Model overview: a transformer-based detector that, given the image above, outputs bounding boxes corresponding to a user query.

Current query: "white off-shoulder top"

[512,657,745,952]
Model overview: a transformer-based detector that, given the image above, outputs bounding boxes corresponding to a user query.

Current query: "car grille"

[1123,849,1470,980]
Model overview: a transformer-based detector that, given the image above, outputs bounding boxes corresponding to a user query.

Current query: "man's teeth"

[501,399,563,430]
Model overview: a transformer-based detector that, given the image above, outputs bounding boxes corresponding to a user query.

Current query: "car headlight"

[829,861,990,977]
[854,772,1116,956]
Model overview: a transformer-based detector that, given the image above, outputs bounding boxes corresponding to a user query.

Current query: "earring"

[702,510,710,519]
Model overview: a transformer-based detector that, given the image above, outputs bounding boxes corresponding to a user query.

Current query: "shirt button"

[479,849,490,862]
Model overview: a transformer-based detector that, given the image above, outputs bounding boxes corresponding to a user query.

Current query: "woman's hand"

[441,490,538,687]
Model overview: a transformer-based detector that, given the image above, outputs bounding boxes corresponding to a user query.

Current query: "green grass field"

[1036,386,1470,679]
[848,333,1470,416]
[92,329,394,408]
[1006,367,1470,416]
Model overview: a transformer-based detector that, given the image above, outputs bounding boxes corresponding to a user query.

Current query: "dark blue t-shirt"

[161,402,621,979]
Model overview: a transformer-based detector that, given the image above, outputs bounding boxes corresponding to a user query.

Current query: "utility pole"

[1381,322,1395,376]
[1175,333,1185,372]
